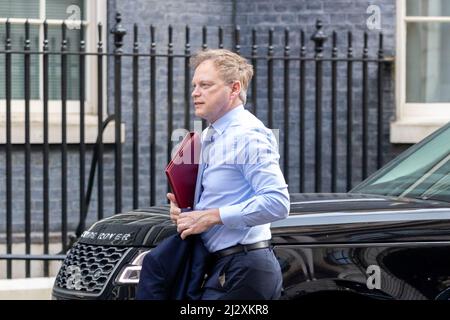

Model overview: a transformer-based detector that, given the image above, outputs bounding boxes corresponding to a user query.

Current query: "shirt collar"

[210,105,244,136]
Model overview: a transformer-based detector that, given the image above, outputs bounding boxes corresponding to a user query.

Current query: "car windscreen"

[351,124,450,203]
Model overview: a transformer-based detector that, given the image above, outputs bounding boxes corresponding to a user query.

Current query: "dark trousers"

[201,247,282,300]
[136,234,210,300]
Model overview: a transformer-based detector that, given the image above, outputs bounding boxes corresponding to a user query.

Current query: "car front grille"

[54,242,130,294]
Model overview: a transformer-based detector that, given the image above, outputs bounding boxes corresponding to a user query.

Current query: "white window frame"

[0,0,119,143]
[392,0,450,143]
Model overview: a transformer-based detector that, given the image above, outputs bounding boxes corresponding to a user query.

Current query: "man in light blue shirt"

[168,49,290,299]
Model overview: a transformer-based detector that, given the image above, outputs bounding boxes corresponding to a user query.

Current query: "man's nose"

[192,86,200,97]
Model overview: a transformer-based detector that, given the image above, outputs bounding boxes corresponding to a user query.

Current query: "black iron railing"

[0,13,394,278]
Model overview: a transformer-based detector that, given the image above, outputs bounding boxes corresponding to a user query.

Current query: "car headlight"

[116,249,151,284]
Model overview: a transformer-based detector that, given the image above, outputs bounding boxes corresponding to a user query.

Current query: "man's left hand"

[176,208,222,240]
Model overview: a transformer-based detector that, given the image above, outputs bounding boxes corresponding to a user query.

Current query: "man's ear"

[230,81,241,100]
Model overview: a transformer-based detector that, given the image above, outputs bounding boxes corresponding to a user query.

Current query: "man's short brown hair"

[190,49,254,105]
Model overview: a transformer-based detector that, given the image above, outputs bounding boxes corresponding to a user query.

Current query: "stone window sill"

[390,117,450,144]
[0,114,125,144]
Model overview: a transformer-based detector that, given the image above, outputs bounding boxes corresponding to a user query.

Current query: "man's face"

[191,60,232,123]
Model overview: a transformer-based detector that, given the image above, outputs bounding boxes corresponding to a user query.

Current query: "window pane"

[46,0,85,20]
[0,0,39,19]
[0,24,40,99]
[407,0,450,16]
[406,22,450,103]
[353,125,450,202]
[47,26,81,100]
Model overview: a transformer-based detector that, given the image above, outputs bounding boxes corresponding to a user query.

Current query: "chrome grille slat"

[55,243,129,294]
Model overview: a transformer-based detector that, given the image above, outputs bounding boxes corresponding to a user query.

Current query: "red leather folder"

[165,132,201,209]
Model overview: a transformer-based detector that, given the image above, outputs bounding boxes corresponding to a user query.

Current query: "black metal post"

[42,20,50,276]
[299,30,306,193]
[377,32,384,169]
[283,28,290,183]
[133,24,139,209]
[331,31,338,192]
[110,13,126,214]
[251,28,257,116]
[79,24,86,234]
[167,25,174,168]
[362,32,369,180]
[61,22,68,252]
[97,23,104,220]
[311,20,327,193]
[267,27,274,129]
[150,25,156,206]
[218,26,224,49]
[234,25,240,54]
[24,21,31,277]
[202,25,207,51]
[184,25,191,130]
[5,19,12,279]
[201,26,207,129]
[346,31,353,191]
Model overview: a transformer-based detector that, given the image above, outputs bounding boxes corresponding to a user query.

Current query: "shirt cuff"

[219,203,247,229]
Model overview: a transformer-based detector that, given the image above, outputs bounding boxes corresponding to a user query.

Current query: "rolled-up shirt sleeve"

[219,128,290,229]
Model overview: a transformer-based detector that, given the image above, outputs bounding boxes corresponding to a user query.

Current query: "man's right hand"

[167,193,181,224]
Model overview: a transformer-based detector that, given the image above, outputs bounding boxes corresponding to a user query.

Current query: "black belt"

[213,240,271,259]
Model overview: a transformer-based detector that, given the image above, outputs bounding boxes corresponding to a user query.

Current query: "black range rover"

[52,122,450,300]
